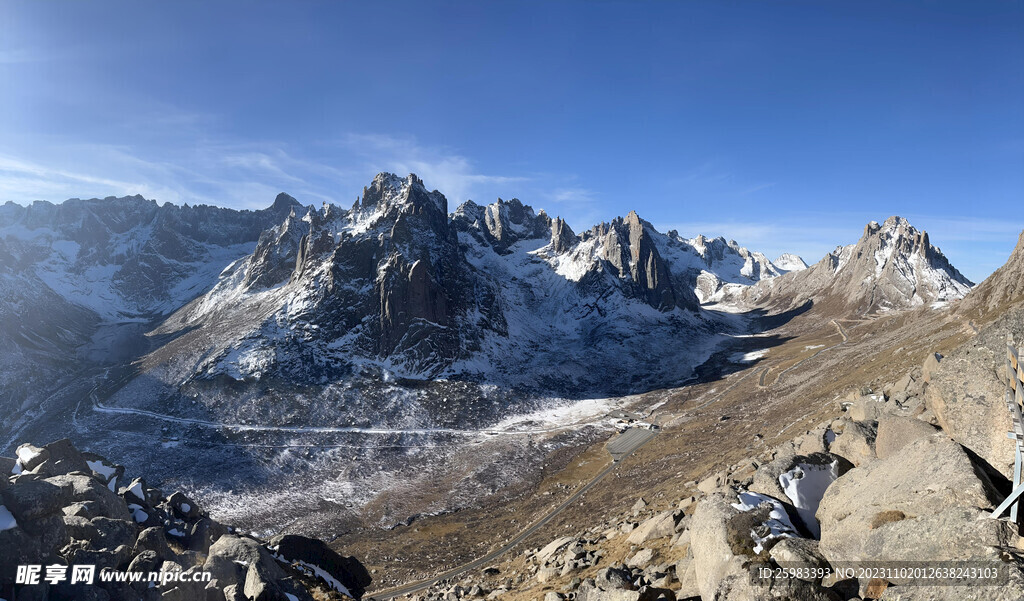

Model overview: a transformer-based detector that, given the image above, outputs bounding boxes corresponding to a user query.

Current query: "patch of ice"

[804,345,824,350]
[730,349,768,364]
[127,481,146,502]
[86,460,116,480]
[778,461,839,538]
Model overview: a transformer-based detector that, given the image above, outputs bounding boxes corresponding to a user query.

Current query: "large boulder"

[44,473,132,522]
[627,510,685,545]
[27,439,92,477]
[749,451,847,537]
[924,340,1015,477]
[0,479,71,522]
[690,493,835,601]
[828,419,877,467]
[875,416,940,459]
[817,434,1014,571]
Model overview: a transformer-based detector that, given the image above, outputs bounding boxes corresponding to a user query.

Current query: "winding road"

[755,320,849,389]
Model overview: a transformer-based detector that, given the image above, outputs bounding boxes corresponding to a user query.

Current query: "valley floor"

[334,303,975,594]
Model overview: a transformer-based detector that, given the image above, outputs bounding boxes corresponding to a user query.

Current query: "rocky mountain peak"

[272,191,301,212]
[773,253,808,272]
[741,216,973,314]
[453,196,551,254]
[357,172,445,215]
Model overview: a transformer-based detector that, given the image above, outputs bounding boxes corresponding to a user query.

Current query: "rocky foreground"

[394,310,1024,601]
[0,440,371,601]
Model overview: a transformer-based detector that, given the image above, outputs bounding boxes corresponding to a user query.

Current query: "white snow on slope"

[732,490,800,553]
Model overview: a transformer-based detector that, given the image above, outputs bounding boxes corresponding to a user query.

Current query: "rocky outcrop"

[817,434,1010,565]
[0,439,368,601]
[550,217,577,254]
[958,229,1024,317]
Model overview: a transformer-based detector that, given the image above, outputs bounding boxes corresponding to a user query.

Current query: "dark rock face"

[270,534,373,599]
[587,211,698,312]
[550,217,577,254]
[0,438,368,600]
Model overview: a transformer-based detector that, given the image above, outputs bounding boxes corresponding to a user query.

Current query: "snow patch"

[731,491,800,553]
[731,349,768,364]
[292,559,352,597]
[778,460,839,538]
[87,459,117,480]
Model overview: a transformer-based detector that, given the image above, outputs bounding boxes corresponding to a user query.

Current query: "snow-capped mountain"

[674,234,796,303]
[121,174,746,433]
[2,177,975,444]
[0,194,302,418]
[773,253,808,272]
[740,216,974,314]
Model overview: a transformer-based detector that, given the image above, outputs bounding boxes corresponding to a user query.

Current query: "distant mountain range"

[0,172,974,439]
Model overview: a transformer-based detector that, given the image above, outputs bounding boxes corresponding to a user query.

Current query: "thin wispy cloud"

[339,133,527,206]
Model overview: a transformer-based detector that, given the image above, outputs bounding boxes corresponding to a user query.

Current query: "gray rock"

[1,479,71,522]
[626,548,656,569]
[875,415,940,459]
[128,550,161,577]
[45,473,132,521]
[91,516,137,550]
[924,339,1014,477]
[63,500,101,519]
[690,493,835,601]
[64,514,99,541]
[848,396,884,422]
[15,443,50,471]
[627,510,684,545]
[768,538,829,582]
[0,526,44,578]
[817,434,1012,570]
[28,438,92,477]
[697,470,727,494]
[187,516,227,553]
[631,497,648,516]
[223,583,246,601]
[921,351,942,383]
[828,420,877,467]
[65,544,133,572]
[135,526,174,561]
[595,566,635,591]
[536,536,575,565]
[268,533,371,598]
[167,491,200,520]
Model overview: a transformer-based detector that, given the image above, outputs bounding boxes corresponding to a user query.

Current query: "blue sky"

[1,1,1022,282]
